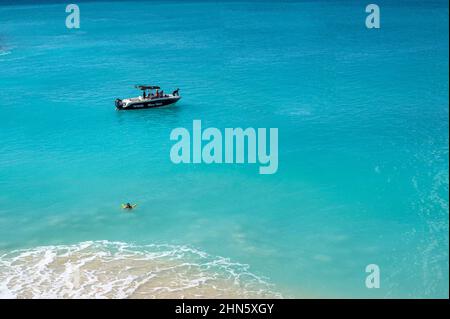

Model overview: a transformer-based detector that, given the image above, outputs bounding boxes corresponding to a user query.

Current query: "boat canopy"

[135,85,160,90]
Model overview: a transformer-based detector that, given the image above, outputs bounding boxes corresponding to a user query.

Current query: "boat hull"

[116,96,180,110]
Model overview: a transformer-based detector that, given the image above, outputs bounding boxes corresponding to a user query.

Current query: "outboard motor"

[115,98,123,109]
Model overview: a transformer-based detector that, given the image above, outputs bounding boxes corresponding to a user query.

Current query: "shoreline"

[0,240,283,299]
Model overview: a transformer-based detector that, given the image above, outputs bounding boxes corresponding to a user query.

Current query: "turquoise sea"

[0,0,448,298]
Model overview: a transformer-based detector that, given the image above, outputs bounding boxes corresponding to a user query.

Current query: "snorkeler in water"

[122,203,137,210]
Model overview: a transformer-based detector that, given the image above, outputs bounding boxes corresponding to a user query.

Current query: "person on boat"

[172,88,179,96]
[160,90,164,97]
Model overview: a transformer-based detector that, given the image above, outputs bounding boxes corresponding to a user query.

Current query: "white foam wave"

[0,241,281,299]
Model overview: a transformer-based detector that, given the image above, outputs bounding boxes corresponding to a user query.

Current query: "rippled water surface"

[0,0,448,298]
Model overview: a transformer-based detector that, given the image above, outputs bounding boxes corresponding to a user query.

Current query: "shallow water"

[0,0,448,298]
[0,241,280,298]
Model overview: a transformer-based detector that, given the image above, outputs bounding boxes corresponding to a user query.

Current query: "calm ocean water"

[0,0,448,298]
